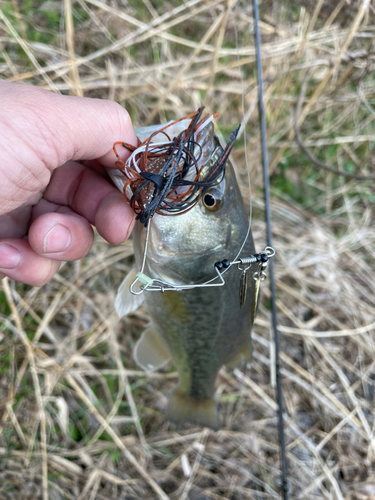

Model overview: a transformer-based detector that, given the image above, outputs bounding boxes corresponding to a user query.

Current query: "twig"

[64,0,83,96]
[10,0,27,40]
[270,0,371,173]
[0,10,59,93]
[146,10,226,124]
[294,69,375,181]
[66,374,170,500]
[298,0,371,125]
[207,0,232,107]
[179,429,209,500]
[2,278,49,500]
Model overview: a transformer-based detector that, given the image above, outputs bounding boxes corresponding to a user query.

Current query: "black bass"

[109,117,258,429]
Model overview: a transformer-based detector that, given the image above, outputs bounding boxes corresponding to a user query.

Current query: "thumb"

[0,81,138,214]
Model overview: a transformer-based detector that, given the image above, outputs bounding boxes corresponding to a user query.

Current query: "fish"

[108,116,259,429]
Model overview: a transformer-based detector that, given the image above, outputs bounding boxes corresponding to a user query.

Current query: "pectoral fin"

[115,268,144,317]
[134,326,171,371]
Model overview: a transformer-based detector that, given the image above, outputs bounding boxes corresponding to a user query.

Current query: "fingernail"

[43,224,71,254]
[0,243,21,269]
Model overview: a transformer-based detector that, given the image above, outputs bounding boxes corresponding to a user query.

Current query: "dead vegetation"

[0,0,375,498]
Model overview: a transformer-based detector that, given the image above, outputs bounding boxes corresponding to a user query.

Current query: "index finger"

[1,81,138,170]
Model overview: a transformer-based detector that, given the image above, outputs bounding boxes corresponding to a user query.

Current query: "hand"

[0,81,138,286]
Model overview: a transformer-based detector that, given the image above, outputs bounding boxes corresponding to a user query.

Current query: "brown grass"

[0,0,375,498]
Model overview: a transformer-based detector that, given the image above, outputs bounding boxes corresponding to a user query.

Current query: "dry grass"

[1,0,375,498]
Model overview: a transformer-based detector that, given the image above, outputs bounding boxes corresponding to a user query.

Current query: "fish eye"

[202,189,223,212]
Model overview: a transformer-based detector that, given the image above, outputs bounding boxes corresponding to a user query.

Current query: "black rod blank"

[252,0,289,497]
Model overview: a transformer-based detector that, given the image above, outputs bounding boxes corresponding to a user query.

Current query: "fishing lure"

[110,109,275,300]
[112,107,238,226]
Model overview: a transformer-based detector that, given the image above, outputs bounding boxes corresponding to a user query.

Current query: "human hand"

[0,81,137,286]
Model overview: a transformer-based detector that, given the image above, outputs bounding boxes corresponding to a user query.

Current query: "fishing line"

[252,0,289,497]
[230,8,254,266]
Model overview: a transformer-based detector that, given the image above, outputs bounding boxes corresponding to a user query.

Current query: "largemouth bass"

[109,117,258,429]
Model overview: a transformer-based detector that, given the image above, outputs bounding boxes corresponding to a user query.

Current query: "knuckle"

[108,101,133,136]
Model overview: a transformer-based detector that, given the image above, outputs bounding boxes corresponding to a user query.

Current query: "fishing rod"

[252,0,289,497]
[110,4,288,492]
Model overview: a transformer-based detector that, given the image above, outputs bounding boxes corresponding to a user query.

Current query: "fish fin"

[225,341,252,370]
[166,388,220,430]
[115,268,144,316]
[134,326,171,371]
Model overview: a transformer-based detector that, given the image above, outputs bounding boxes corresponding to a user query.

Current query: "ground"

[0,1,375,499]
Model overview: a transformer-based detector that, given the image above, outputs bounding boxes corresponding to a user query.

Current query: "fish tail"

[166,388,220,430]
